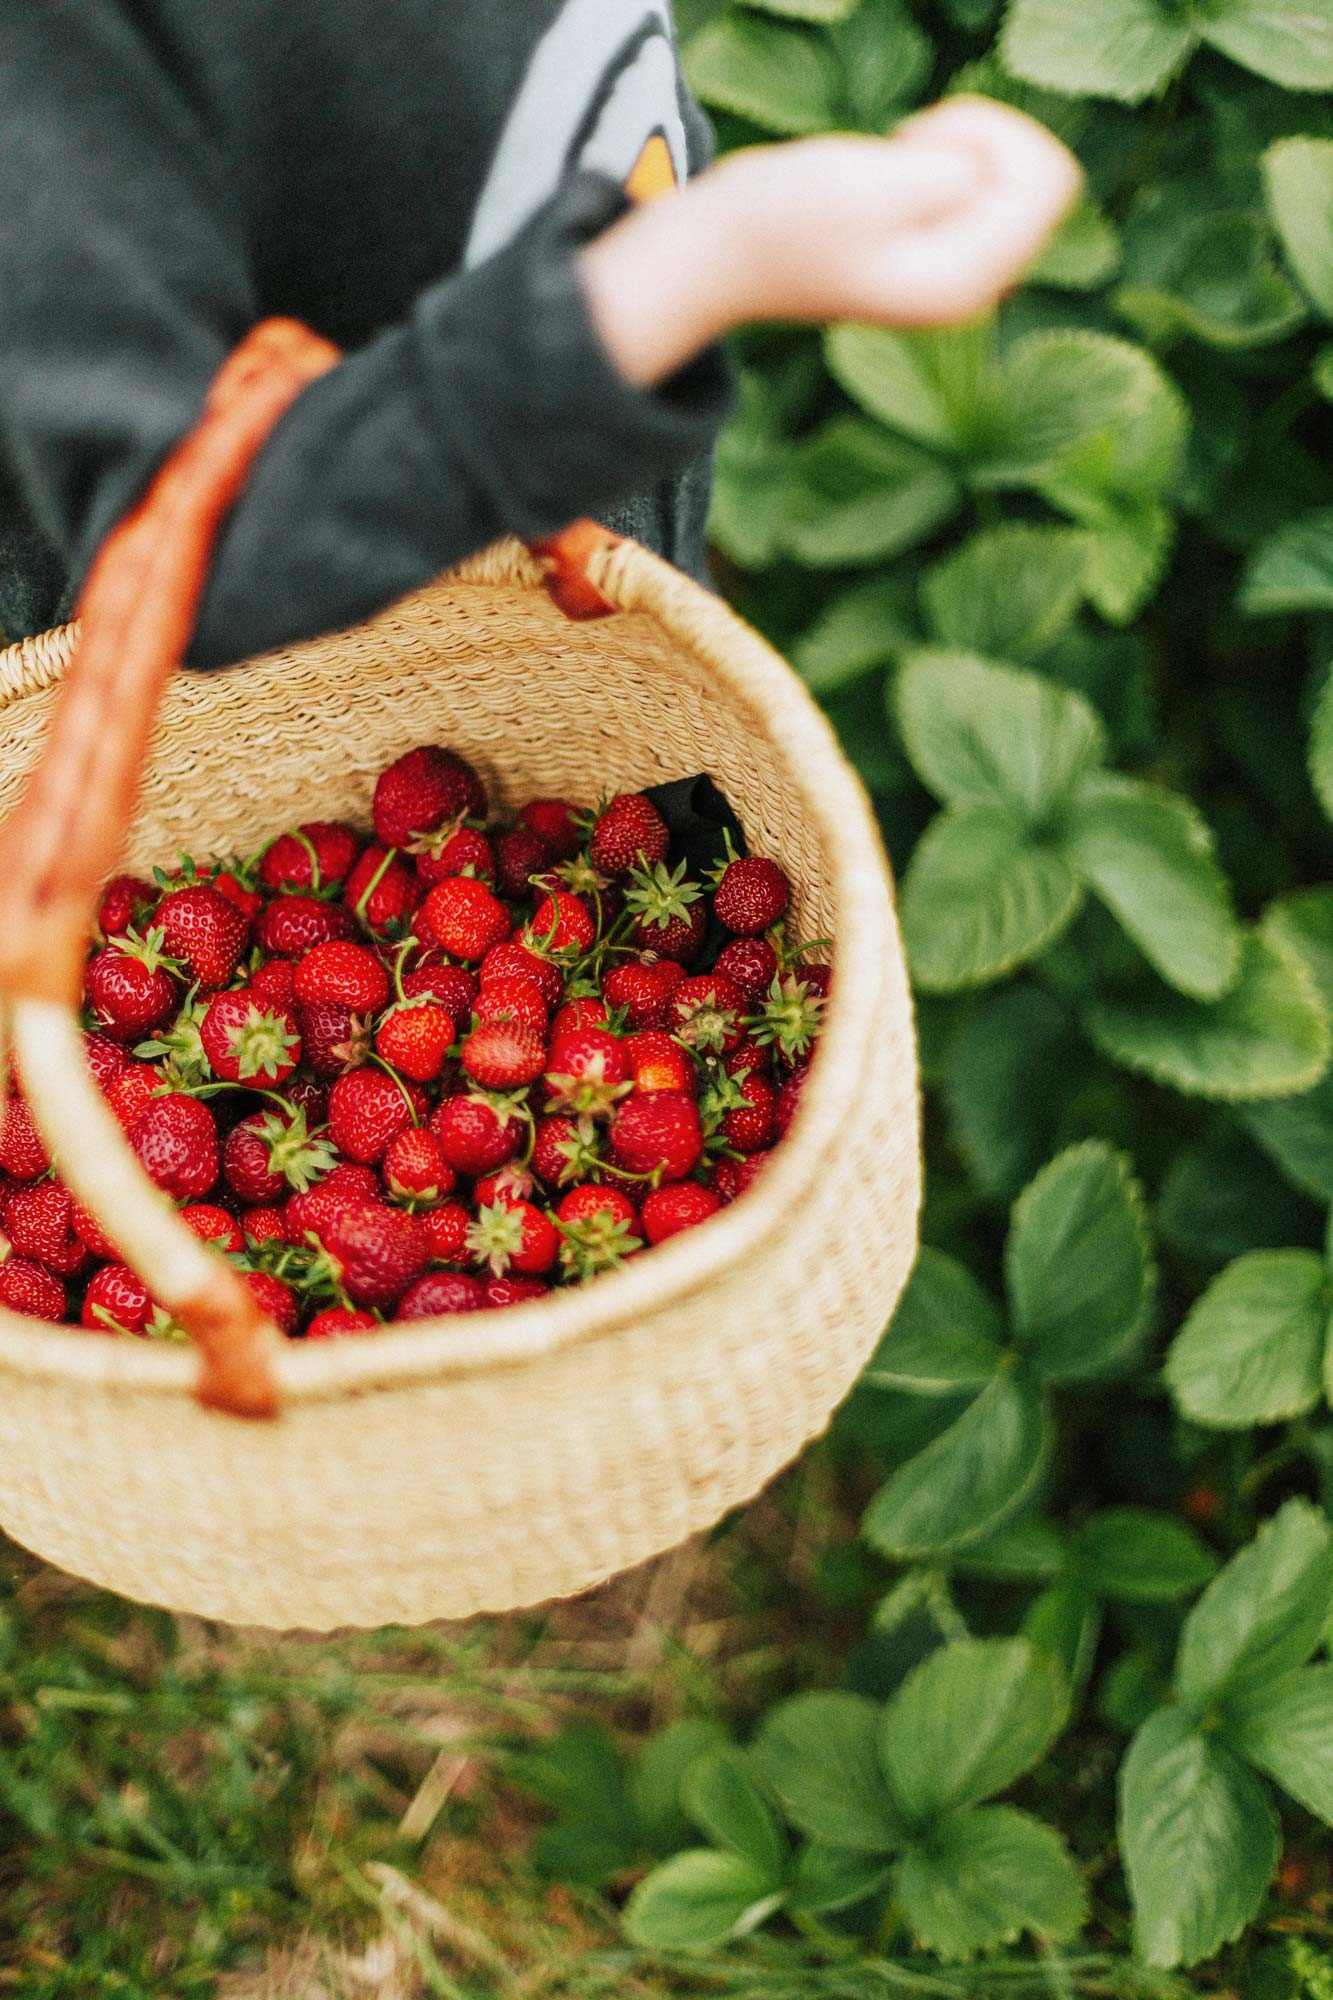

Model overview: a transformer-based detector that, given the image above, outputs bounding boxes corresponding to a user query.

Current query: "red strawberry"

[473,1161,537,1207]
[209,868,264,921]
[641,1182,722,1244]
[531,1113,600,1187]
[558,1184,639,1232]
[155,884,249,990]
[345,846,421,935]
[224,1107,336,1204]
[83,1030,130,1093]
[383,1127,456,1204]
[671,975,747,1055]
[715,936,779,1001]
[200,990,302,1087]
[71,1199,117,1261]
[467,1198,558,1277]
[398,1269,488,1317]
[0,1256,65,1321]
[299,1002,372,1078]
[486,1275,550,1307]
[403,960,478,1016]
[714,855,790,936]
[97,874,155,938]
[240,1205,288,1247]
[250,958,298,1011]
[421,876,510,961]
[475,975,547,1034]
[480,940,563,1009]
[169,1202,245,1252]
[735,1151,772,1196]
[375,1002,456,1082]
[775,1066,809,1139]
[82,1262,154,1334]
[494,826,553,900]
[527,892,595,956]
[0,1097,49,1179]
[430,1093,523,1176]
[624,860,706,963]
[555,1183,642,1277]
[415,825,495,889]
[285,1161,381,1246]
[105,1066,162,1136]
[603,958,680,1030]
[6,1182,86,1274]
[258,822,362,894]
[609,1092,702,1182]
[130,1094,219,1200]
[255,894,358,958]
[328,1068,425,1165]
[750,971,827,1067]
[706,1156,743,1205]
[721,1072,777,1154]
[724,1039,773,1080]
[544,1028,631,1117]
[461,1020,546,1090]
[325,1201,429,1309]
[294,940,391,1014]
[550,996,608,1039]
[623,1031,695,1096]
[243,1269,300,1335]
[798,963,831,999]
[306,1306,378,1338]
[86,929,179,1041]
[422,1200,471,1263]
[373,745,487,850]
[519,797,582,861]
[589,794,668,876]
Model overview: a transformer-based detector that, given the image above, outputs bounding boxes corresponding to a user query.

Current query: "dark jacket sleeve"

[0,4,730,670]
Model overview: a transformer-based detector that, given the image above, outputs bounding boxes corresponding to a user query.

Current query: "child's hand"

[581,97,1082,388]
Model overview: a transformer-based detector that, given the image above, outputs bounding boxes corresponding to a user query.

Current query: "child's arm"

[580,99,1082,389]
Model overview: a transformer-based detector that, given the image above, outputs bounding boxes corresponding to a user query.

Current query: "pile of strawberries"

[0,745,827,1339]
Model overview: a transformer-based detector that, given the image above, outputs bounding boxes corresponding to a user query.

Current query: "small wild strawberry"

[461,1020,546,1090]
[259,822,362,894]
[609,1092,703,1183]
[82,1262,154,1334]
[373,745,487,850]
[130,1093,219,1200]
[421,876,511,961]
[713,855,790,936]
[641,1182,721,1244]
[398,1270,489,1317]
[328,1068,424,1165]
[156,883,250,989]
[590,793,668,875]
[200,989,302,1087]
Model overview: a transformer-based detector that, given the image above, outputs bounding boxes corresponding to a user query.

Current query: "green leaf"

[1226,1665,1333,1824]
[782,419,961,567]
[1159,1133,1320,1265]
[682,1750,787,1882]
[1114,211,1307,351]
[977,330,1188,498]
[631,1720,730,1853]
[1119,1707,1280,1969]
[1030,198,1122,291]
[862,1373,1051,1559]
[1263,887,1333,1015]
[920,527,1091,664]
[944,982,1086,1200]
[1005,1142,1154,1383]
[1065,775,1239,1000]
[683,13,841,132]
[879,1638,1068,1825]
[1308,662,1333,823]
[833,0,933,127]
[709,372,792,571]
[1264,141,1333,320]
[1023,1582,1102,1696]
[824,322,990,452]
[901,804,1084,992]
[752,1693,903,1853]
[1076,1509,1219,1603]
[897,650,1106,822]
[1200,0,1333,90]
[1076,499,1174,624]
[1237,1069,1333,1203]
[1240,507,1333,616]
[1316,343,1333,400]
[1176,1499,1333,1707]
[788,1843,895,1915]
[957,1518,1071,1582]
[740,0,860,18]
[1084,933,1332,1101]
[792,576,919,696]
[999,0,1195,101]
[896,1806,1087,1960]
[622,1849,784,1951]
[862,1247,1005,1394]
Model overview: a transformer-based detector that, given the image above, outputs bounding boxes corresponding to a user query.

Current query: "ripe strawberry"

[555,1184,642,1278]
[724,1039,773,1080]
[294,940,391,1014]
[250,957,298,1011]
[775,1066,808,1139]
[285,1161,381,1246]
[240,1206,288,1247]
[430,1093,523,1175]
[706,1156,743,1205]
[398,1270,488,1317]
[735,1151,772,1196]
[299,1002,372,1077]
[130,1094,219,1200]
[473,1161,536,1207]
[155,884,249,989]
[421,876,510,961]
[244,1269,300,1335]
[557,1184,639,1232]
[622,1032,695,1096]
[328,1068,425,1165]
[531,1114,601,1187]
[97,874,155,938]
[200,990,302,1087]
[224,1107,336,1204]
[519,797,582,860]
[603,958,681,1030]
[6,1182,86,1274]
[306,1306,378,1338]
[345,845,421,935]
[671,974,747,1054]
[797,963,831,999]
[375,1001,455,1082]
[259,821,362,894]
[209,868,264,920]
[486,1275,550,1307]
[480,940,562,1008]
[590,793,668,876]
[71,1199,117,1261]
[715,936,779,1001]
[544,1028,630,1117]
[105,1065,162,1136]
[474,974,548,1034]
[0,1255,65,1321]
[415,824,495,889]
[550,996,608,1039]
[609,1092,702,1182]
[383,1127,456,1204]
[373,745,487,849]
[467,1198,558,1277]
[422,1200,471,1263]
[527,891,595,956]
[750,972,826,1067]
[624,860,706,963]
[0,1097,49,1179]
[714,855,790,936]
[721,1072,777,1154]
[403,960,479,1016]
[86,929,180,1041]
[642,1182,721,1244]
[82,1262,154,1334]
[83,1030,130,1093]
[325,1201,429,1309]
[461,1020,546,1090]
[494,826,553,900]
[255,894,358,958]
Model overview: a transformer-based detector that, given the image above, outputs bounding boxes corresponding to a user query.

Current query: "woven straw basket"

[0,324,919,1631]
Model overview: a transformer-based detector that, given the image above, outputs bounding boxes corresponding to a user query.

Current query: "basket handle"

[0,318,623,1416]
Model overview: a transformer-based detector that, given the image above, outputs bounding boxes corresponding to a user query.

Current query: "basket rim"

[0,535,917,1404]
